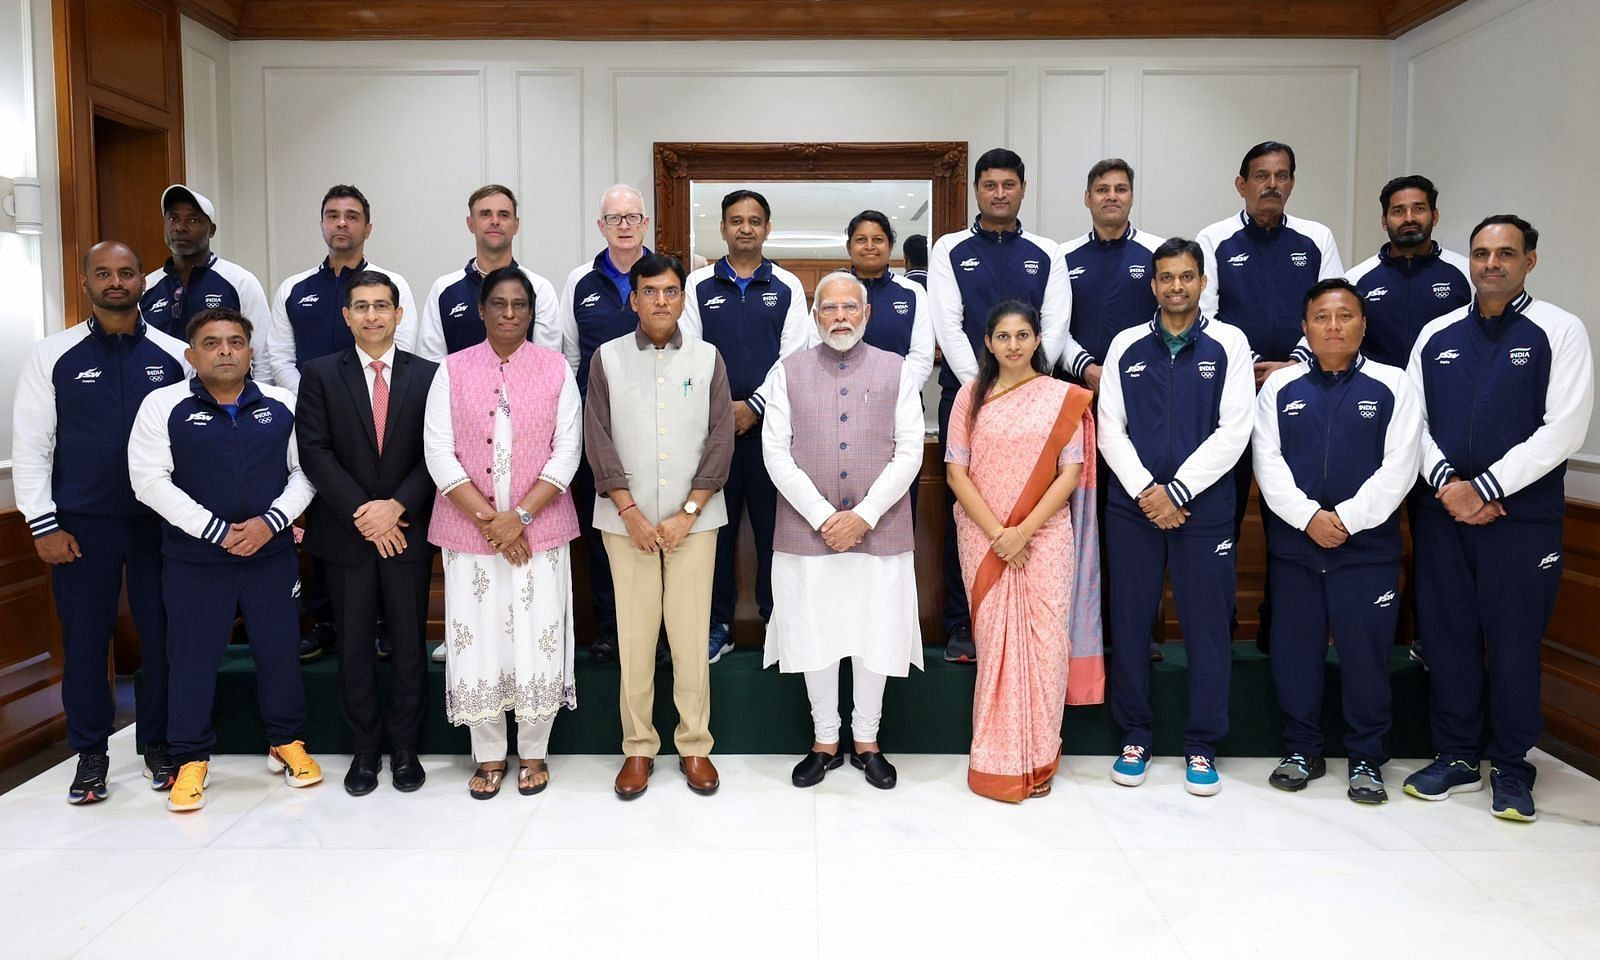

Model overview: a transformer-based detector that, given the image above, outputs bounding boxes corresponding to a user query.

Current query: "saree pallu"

[946,377,1104,802]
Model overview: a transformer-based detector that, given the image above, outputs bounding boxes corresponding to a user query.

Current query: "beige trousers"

[603,529,716,758]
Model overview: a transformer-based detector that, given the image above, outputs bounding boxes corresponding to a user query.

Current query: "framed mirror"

[652,140,969,291]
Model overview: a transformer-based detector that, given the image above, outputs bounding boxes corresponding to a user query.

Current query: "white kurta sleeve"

[761,363,836,531]
[1333,370,1422,535]
[537,366,583,492]
[128,388,229,545]
[1252,370,1321,531]
[853,359,926,529]
[423,361,471,494]
[1168,324,1255,507]
[927,235,979,384]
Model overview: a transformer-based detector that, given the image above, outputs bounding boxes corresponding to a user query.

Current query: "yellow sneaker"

[167,761,209,812]
[267,740,323,787]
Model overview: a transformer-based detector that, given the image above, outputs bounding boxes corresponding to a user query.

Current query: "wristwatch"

[682,501,700,517]
[515,507,533,526]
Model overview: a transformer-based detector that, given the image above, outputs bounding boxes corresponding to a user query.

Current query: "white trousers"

[469,712,555,763]
[802,659,888,744]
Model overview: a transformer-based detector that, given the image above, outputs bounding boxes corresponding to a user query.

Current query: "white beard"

[824,325,865,351]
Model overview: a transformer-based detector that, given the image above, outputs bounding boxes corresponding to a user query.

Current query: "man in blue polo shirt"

[415,183,563,363]
[14,241,189,803]
[1098,238,1253,797]
[681,189,812,663]
[1255,278,1421,805]
[557,183,652,663]
[1402,215,1592,822]
[927,147,1077,662]
[141,184,272,383]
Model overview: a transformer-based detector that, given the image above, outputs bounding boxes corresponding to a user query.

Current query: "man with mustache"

[762,273,926,790]
[1403,215,1592,822]
[13,241,189,802]
[141,184,272,383]
[1197,141,1344,649]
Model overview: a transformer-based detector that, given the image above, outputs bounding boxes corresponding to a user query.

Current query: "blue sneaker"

[1110,745,1149,787]
[1489,766,1537,822]
[707,623,733,664]
[1402,757,1483,801]
[1185,755,1221,796]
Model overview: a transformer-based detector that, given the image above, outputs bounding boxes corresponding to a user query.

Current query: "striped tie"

[370,360,389,455]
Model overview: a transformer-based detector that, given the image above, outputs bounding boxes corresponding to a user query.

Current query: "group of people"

[14,139,1591,822]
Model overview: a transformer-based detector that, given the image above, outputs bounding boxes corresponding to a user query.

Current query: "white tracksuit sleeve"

[1407,326,1458,490]
[128,390,230,545]
[1040,242,1085,377]
[392,273,419,355]
[903,279,935,390]
[530,272,562,355]
[1252,371,1321,531]
[1471,311,1594,504]
[12,342,60,534]
[236,271,275,385]
[927,238,979,384]
[1333,370,1422,535]
[748,272,814,417]
[1168,326,1255,507]
[1316,229,1345,282]
[416,276,447,363]
[1197,229,1222,324]
[1093,334,1156,501]
[555,266,583,374]
[266,277,301,393]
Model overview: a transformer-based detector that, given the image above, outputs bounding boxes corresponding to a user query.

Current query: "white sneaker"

[431,643,446,664]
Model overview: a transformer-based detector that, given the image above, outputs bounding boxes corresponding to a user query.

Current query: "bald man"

[13,242,190,803]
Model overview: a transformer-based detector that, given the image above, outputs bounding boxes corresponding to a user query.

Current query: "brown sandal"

[518,760,550,796]
[469,764,506,800]
[1030,779,1053,798]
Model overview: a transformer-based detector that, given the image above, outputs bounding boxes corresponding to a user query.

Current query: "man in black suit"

[296,270,438,795]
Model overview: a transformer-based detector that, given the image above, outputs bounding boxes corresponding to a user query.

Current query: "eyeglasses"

[601,213,646,227]
[347,300,395,314]
[637,285,682,301]
[486,298,531,315]
[817,301,863,317]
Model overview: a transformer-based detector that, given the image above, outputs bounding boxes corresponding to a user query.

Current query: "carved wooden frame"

[651,141,968,265]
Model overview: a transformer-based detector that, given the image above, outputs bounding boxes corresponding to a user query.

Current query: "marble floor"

[5,729,1600,960]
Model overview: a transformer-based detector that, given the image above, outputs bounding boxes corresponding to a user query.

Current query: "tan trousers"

[603,529,716,758]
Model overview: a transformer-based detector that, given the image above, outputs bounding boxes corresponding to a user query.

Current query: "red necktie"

[370,360,389,455]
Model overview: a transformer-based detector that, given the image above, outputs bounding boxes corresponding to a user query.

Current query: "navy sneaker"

[1185,755,1221,796]
[1110,745,1149,787]
[1347,759,1388,804]
[1268,753,1326,792]
[143,742,178,792]
[944,622,976,663]
[707,622,734,664]
[68,753,110,805]
[1489,766,1537,822]
[1402,757,1483,801]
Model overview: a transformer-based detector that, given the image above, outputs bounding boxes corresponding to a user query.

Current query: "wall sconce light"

[1,176,44,235]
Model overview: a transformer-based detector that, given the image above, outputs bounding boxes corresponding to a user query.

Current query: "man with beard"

[141,185,272,382]
[13,241,189,802]
[762,273,925,790]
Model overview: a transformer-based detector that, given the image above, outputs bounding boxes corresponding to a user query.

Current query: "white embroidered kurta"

[423,359,583,726]
[762,354,926,677]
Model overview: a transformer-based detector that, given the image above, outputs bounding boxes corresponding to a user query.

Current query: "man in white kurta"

[763,273,925,790]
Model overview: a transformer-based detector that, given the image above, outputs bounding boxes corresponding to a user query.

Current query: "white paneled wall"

[194,35,1396,317]
[171,7,1598,499]
[1393,0,1600,497]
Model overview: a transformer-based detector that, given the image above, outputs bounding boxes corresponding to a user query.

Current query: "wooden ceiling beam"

[175,0,245,38]
[1378,0,1470,38]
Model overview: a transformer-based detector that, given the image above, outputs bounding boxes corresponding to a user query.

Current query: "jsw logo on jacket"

[1342,242,1470,368]
[681,257,811,415]
[1059,226,1163,370]
[558,249,645,394]
[1197,211,1344,362]
[1253,354,1422,570]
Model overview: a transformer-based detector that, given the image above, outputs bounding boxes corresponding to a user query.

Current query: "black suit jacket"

[296,347,439,565]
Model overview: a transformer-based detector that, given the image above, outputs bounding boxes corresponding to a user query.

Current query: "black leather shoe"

[1149,641,1165,663]
[391,750,426,792]
[344,753,381,796]
[591,625,618,664]
[375,619,391,661]
[852,751,898,789]
[791,750,844,788]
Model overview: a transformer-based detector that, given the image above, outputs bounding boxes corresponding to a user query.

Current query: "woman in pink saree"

[945,300,1104,802]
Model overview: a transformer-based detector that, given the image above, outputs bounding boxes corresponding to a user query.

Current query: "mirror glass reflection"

[689,179,932,264]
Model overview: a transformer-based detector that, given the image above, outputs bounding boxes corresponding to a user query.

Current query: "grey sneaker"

[1268,753,1326,792]
[1347,759,1388,804]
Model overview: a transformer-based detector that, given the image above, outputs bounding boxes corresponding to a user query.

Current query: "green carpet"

[139,642,1433,758]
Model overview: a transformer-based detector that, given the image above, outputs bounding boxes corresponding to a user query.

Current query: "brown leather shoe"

[679,755,719,795]
[614,757,653,800]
